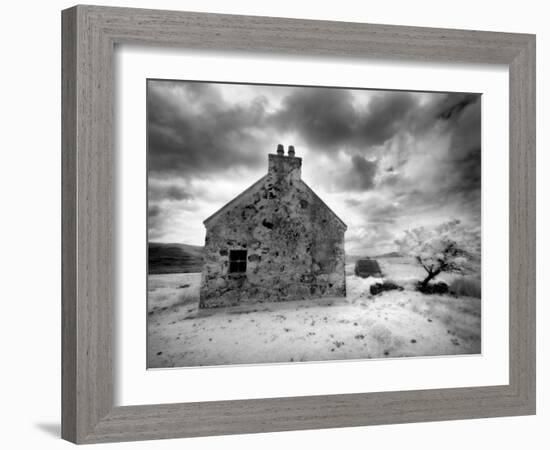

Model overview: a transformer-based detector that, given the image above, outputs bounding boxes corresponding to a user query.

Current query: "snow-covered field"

[147,257,481,368]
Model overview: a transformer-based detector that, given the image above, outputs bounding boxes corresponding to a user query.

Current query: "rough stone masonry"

[199,145,347,308]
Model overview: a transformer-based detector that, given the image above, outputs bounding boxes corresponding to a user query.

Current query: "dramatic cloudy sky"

[147,79,481,256]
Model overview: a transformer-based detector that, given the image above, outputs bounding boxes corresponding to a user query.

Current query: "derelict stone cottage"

[199,145,347,308]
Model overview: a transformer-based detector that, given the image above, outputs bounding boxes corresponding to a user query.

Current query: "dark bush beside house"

[416,281,449,295]
[370,282,403,296]
[449,277,481,298]
[355,259,382,278]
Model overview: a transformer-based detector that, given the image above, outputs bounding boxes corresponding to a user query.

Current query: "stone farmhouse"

[199,145,347,308]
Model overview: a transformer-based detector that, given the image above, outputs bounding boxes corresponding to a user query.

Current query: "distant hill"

[374,251,403,258]
[347,251,402,263]
[148,243,204,274]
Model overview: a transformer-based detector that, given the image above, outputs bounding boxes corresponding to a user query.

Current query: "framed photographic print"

[62,5,536,444]
[146,80,484,368]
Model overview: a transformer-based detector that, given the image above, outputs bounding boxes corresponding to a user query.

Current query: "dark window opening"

[229,250,247,273]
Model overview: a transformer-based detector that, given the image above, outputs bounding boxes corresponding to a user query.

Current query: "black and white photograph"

[147,79,482,368]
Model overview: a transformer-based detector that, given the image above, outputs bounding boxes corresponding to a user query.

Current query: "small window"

[229,250,247,273]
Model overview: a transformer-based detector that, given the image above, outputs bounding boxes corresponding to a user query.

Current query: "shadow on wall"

[34,422,60,438]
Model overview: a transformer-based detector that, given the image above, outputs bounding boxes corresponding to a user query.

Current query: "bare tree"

[395,220,480,289]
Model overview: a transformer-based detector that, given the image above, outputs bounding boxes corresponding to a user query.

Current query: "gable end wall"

[200,170,346,308]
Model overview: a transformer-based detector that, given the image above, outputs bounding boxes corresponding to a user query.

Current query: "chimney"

[268,144,302,181]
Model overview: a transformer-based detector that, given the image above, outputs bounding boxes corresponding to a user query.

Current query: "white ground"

[147,257,481,368]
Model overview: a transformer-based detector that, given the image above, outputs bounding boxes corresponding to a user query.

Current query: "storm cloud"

[148,81,270,177]
[147,80,481,255]
[339,155,378,191]
[270,89,420,153]
[270,88,356,152]
[148,181,194,202]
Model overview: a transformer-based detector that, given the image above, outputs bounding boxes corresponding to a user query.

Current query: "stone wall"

[199,152,346,308]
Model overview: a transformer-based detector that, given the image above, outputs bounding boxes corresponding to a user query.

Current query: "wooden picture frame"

[61,5,536,444]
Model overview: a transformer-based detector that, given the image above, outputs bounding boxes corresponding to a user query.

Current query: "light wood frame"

[61,5,536,444]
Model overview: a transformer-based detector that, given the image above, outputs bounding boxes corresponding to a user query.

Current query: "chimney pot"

[288,145,295,157]
[276,144,284,155]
